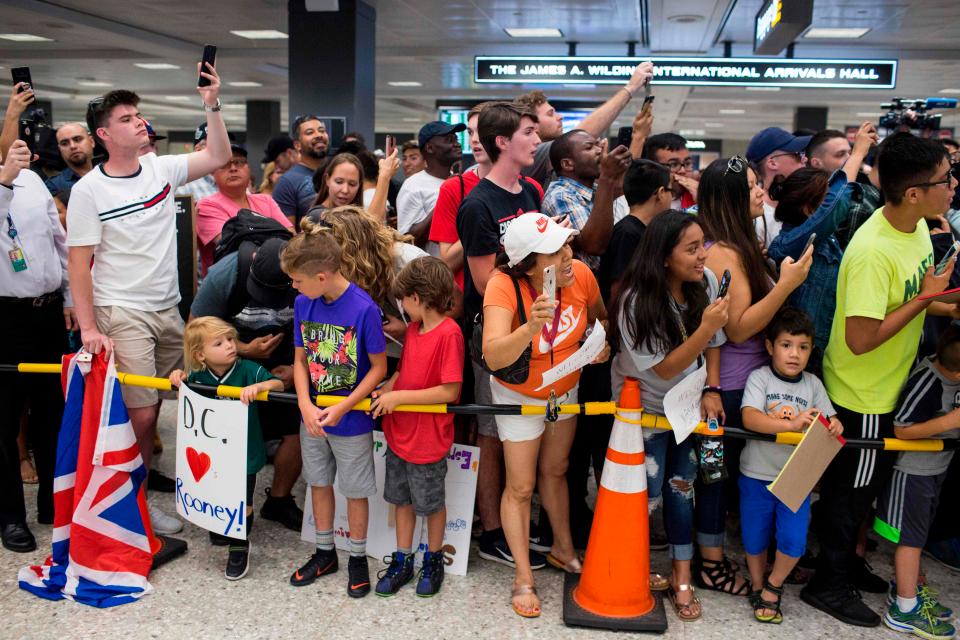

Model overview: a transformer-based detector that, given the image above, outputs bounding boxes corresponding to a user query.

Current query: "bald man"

[45,122,95,198]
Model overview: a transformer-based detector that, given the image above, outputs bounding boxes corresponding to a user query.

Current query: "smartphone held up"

[198,44,217,87]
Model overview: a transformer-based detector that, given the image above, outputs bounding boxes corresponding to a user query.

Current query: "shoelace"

[917,598,941,629]
[377,554,407,580]
[420,556,435,579]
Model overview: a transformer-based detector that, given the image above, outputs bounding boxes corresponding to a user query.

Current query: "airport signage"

[754,0,814,55]
[474,56,897,89]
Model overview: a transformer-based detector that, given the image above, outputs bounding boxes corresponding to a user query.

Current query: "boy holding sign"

[169,317,284,580]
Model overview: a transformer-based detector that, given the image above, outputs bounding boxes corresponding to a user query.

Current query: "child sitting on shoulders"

[169,316,284,581]
[739,308,843,624]
[370,257,464,598]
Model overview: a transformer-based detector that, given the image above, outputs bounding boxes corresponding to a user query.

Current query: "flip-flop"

[511,584,541,618]
[546,551,583,574]
[20,457,38,484]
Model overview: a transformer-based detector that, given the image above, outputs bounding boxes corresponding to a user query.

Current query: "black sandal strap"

[696,557,751,595]
[763,579,784,597]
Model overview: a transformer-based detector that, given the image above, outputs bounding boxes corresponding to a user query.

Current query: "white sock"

[896,595,918,612]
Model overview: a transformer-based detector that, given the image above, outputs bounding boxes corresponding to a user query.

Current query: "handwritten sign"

[174,385,249,539]
[301,432,480,576]
[662,364,708,443]
[536,319,606,391]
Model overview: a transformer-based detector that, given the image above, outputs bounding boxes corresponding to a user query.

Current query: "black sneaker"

[853,555,888,594]
[416,550,445,597]
[289,549,338,586]
[529,519,552,553]
[477,534,547,570]
[800,583,881,627]
[147,469,176,493]
[347,555,371,598]
[209,531,230,546]
[225,543,250,580]
[375,552,414,597]
[259,489,304,532]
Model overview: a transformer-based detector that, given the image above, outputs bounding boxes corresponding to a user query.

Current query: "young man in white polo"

[66,61,232,534]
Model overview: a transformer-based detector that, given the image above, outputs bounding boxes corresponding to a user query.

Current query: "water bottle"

[698,418,727,484]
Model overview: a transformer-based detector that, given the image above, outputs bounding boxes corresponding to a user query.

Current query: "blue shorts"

[738,474,810,558]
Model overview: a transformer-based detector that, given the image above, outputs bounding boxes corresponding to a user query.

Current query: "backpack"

[213,208,291,264]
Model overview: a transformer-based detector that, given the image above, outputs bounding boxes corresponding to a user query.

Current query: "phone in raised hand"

[935,241,960,276]
[717,269,731,299]
[802,232,817,256]
[198,44,217,87]
[11,67,33,96]
[385,134,396,157]
[543,265,556,305]
[641,94,655,114]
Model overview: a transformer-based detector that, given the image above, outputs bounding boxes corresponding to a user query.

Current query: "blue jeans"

[644,428,697,561]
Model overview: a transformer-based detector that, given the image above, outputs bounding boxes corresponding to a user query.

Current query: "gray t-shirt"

[893,357,960,476]
[611,267,726,417]
[740,365,836,482]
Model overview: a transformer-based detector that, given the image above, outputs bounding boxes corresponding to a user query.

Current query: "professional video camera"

[879,97,957,132]
[18,107,63,171]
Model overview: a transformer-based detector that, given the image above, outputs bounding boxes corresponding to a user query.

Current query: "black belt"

[0,290,63,307]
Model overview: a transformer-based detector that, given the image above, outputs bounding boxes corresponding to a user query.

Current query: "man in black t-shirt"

[598,159,672,305]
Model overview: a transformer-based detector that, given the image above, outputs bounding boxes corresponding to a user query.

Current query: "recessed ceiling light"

[134,63,180,70]
[78,80,112,87]
[667,14,705,24]
[388,81,422,87]
[505,27,563,38]
[228,81,263,87]
[719,109,745,115]
[0,33,54,42]
[939,89,960,95]
[165,96,191,101]
[746,86,781,92]
[803,27,870,39]
[230,30,288,40]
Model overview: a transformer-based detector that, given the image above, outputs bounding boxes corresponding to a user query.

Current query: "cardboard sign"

[768,413,845,513]
[301,432,479,576]
[662,364,708,443]
[174,385,250,539]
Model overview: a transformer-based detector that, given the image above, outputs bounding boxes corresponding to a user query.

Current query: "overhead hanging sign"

[474,56,897,89]
[754,0,814,55]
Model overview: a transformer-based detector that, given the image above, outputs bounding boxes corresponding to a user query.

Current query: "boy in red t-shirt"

[370,257,464,597]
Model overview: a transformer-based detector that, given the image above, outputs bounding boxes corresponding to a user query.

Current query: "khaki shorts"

[94,305,184,409]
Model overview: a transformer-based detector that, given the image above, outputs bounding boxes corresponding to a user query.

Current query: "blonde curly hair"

[309,206,413,306]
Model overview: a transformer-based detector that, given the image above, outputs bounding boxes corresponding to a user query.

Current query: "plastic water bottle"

[698,418,727,484]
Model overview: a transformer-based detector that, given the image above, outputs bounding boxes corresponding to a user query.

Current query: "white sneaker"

[148,504,183,535]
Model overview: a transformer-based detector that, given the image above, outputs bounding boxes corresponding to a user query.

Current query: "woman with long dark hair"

[611,210,729,621]
[694,156,813,597]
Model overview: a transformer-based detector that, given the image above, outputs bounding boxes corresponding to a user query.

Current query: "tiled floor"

[2,401,958,639]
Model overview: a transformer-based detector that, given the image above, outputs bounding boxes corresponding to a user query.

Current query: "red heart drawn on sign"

[186,447,211,482]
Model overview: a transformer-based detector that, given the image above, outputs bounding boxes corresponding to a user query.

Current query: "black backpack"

[213,208,292,264]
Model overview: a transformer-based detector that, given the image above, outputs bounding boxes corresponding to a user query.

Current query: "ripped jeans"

[643,427,697,561]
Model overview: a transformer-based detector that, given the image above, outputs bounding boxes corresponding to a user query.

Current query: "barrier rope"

[4,362,955,453]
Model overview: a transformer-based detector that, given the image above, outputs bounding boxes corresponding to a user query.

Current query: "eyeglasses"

[220,158,248,169]
[665,158,694,171]
[724,155,747,176]
[908,167,958,190]
[291,114,320,137]
[769,151,804,163]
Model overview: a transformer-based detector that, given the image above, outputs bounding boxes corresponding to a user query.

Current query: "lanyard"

[6,213,21,247]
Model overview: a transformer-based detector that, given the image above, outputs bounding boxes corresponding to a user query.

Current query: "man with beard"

[397,121,465,253]
[45,122,95,198]
[273,115,329,225]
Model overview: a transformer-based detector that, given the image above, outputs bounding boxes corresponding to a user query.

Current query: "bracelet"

[620,86,636,99]
[203,98,222,112]
[702,385,722,395]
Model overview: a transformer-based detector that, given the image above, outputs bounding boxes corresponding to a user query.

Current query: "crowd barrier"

[4,362,954,453]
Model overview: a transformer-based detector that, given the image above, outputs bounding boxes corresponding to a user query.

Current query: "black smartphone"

[18,118,37,155]
[641,94,655,113]
[935,241,960,276]
[11,67,34,97]
[198,44,217,87]
[616,126,632,149]
[717,269,731,298]
[385,134,396,157]
[802,232,817,255]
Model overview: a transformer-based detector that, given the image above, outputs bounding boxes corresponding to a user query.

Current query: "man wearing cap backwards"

[746,127,810,249]
[262,134,300,173]
[196,144,293,275]
[396,121,465,252]
[176,122,219,202]
[45,122,95,198]
[65,60,232,535]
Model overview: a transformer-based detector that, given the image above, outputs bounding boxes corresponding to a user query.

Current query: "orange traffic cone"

[139,485,188,570]
[562,377,667,631]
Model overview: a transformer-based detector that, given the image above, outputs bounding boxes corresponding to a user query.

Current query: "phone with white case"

[543,265,556,305]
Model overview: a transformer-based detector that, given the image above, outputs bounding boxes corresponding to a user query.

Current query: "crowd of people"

[2,57,960,638]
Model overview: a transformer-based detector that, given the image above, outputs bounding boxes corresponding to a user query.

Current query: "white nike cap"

[504,212,578,267]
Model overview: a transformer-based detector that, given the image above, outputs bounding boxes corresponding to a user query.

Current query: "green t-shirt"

[823,208,934,414]
[187,358,275,475]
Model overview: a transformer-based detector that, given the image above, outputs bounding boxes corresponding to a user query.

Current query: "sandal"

[753,579,784,624]
[20,457,38,484]
[650,573,670,592]
[511,584,541,618]
[695,556,751,596]
[546,551,582,574]
[667,583,702,621]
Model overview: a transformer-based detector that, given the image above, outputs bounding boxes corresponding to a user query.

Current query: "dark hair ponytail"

[772,167,830,227]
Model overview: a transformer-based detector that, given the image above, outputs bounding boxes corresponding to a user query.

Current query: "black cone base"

[150,535,188,570]
[562,572,668,633]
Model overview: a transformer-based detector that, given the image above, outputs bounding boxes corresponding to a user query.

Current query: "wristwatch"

[203,98,222,112]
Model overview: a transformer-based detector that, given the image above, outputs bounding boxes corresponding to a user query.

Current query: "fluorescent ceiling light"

[388,81,422,87]
[803,27,870,39]
[718,109,745,115]
[223,103,245,109]
[134,63,180,70]
[165,96,191,101]
[746,86,781,92]
[505,28,563,38]
[230,30,288,39]
[704,122,723,128]
[228,81,263,87]
[0,33,54,42]
[230,29,290,40]
[401,117,423,122]
[939,89,960,95]
[78,80,112,87]
[856,111,878,117]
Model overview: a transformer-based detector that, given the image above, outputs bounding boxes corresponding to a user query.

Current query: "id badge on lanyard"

[7,214,27,272]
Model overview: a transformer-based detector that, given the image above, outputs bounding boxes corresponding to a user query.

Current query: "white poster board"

[301,432,479,576]
[174,385,250,540]
[662,364,708,443]
[536,319,607,391]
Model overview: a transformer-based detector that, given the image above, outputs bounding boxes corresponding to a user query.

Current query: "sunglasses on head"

[724,155,748,176]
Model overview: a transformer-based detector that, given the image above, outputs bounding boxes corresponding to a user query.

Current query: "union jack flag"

[18,352,154,607]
